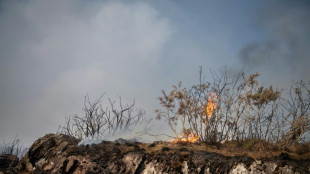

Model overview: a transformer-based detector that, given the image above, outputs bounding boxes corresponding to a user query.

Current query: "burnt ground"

[1,134,310,173]
[62,139,310,173]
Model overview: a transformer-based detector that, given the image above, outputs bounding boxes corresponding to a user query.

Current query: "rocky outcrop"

[0,155,19,171]
[1,134,309,173]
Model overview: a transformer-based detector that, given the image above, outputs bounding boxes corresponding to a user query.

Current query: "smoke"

[77,120,153,146]
[0,0,172,146]
[103,121,153,143]
[239,1,310,86]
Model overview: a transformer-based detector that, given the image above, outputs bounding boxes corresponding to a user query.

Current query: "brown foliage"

[156,68,310,144]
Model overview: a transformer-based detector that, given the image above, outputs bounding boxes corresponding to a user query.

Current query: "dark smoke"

[239,1,310,84]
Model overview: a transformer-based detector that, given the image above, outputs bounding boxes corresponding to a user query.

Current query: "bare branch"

[58,94,145,139]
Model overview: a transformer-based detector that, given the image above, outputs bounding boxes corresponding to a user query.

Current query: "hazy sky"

[1,0,309,146]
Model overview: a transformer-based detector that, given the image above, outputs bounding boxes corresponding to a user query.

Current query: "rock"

[181,161,188,174]
[16,133,79,173]
[3,134,309,173]
[113,138,140,145]
[122,152,144,173]
[230,163,248,174]
[0,155,19,170]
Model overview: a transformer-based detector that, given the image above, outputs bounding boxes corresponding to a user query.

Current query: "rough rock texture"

[1,134,309,173]
[0,155,19,171]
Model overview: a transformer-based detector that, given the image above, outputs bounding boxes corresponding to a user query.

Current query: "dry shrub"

[156,68,310,145]
[0,137,27,158]
[58,94,145,139]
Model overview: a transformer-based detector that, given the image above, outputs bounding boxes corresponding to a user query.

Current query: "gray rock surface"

[0,134,309,173]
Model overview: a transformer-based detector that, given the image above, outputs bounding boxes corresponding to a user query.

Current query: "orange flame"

[205,92,217,118]
[170,132,200,143]
[170,93,218,143]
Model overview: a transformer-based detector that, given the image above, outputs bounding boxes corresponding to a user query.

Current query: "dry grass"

[138,140,310,161]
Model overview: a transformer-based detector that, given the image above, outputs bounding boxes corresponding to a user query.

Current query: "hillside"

[1,134,309,173]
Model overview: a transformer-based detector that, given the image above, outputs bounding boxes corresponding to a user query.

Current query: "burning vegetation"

[58,68,309,147]
[170,92,218,143]
[205,92,218,119]
[3,69,309,173]
[157,68,310,145]
[170,132,200,143]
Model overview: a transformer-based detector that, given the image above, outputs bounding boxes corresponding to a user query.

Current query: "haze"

[1,0,309,146]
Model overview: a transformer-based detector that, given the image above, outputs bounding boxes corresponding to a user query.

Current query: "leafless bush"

[156,68,309,144]
[280,81,310,144]
[58,94,145,139]
[0,136,27,158]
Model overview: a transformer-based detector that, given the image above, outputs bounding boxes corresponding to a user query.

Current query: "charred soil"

[1,134,309,173]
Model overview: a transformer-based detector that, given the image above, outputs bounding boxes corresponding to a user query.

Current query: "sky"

[1,0,309,146]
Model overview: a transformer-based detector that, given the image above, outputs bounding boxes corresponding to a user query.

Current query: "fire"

[170,132,200,143]
[169,93,218,143]
[205,92,217,118]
